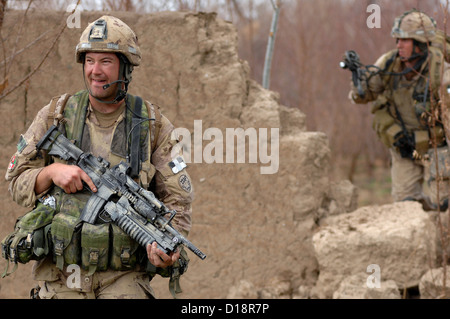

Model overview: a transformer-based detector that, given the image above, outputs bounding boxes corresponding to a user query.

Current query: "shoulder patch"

[17,135,28,153]
[169,156,187,174]
[178,174,192,193]
[8,155,17,171]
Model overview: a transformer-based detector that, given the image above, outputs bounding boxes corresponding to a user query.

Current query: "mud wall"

[0,10,337,299]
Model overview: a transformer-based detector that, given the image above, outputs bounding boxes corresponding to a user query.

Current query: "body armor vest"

[49,90,159,274]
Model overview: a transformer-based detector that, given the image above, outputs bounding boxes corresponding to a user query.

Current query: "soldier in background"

[4,15,193,298]
[348,9,450,211]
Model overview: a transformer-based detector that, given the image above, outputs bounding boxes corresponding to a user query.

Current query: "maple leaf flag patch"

[8,155,16,170]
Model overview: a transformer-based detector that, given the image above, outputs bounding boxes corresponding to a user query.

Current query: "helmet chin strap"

[397,39,428,62]
[405,43,425,62]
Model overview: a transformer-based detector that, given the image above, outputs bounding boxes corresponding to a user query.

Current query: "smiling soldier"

[2,15,194,299]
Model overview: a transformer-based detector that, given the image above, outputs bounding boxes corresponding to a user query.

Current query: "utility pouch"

[370,95,389,114]
[429,146,450,181]
[50,212,81,270]
[109,224,138,271]
[50,191,88,270]
[81,223,109,275]
[1,201,55,277]
[372,107,396,148]
[385,123,403,148]
[414,130,430,157]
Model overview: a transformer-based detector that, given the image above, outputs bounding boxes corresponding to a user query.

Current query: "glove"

[393,132,415,159]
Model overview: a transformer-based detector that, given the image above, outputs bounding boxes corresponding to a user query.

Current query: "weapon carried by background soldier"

[341,9,450,212]
[340,50,367,98]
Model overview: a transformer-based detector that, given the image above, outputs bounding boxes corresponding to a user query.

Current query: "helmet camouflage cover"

[76,15,141,66]
[391,9,436,43]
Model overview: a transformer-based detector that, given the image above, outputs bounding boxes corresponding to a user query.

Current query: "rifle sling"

[130,96,143,179]
[392,102,412,141]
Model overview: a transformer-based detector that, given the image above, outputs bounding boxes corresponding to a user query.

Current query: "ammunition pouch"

[371,89,446,158]
[51,213,81,270]
[1,200,56,277]
[109,224,139,271]
[50,191,87,270]
[81,222,109,275]
[414,130,430,156]
[372,106,397,148]
[49,190,142,274]
[385,123,404,148]
[390,129,434,160]
[53,220,141,274]
[376,112,444,159]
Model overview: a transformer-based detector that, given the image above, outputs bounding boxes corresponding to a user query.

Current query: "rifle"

[36,125,206,261]
[340,50,366,98]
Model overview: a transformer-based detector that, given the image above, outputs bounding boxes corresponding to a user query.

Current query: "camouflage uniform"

[4,16,193,299]
[349,10,450,210]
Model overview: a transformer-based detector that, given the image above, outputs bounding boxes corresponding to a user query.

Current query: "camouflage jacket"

[5,91,193,235]
[349,47,446,132]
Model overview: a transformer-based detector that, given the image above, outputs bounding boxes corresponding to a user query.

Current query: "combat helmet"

[76,15,141,66]
[76,16,141,103]
[391,9,436,43]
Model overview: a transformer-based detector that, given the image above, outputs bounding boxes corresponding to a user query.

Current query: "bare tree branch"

[0,0,80,100]
[6,0,34,76]
[262,0,281,89]
[0,30,50,68]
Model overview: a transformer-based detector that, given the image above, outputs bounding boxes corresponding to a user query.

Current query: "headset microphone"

[102,79,128,90]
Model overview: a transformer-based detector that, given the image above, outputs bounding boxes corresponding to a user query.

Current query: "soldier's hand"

[36,162,97,194]
[146,242,180,268]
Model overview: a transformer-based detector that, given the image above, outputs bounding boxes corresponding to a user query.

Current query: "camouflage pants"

[32,257,154,299]
[390,148,449,208]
